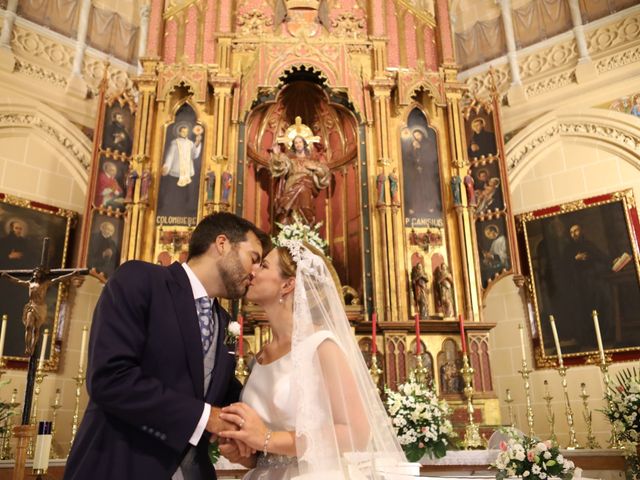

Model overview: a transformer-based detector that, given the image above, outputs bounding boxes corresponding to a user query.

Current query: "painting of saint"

[101,105,133,156]
[466,115,497,159]
[401,108,443,227]
[87,213,123,280]
[476,217,511,288]
[94,157,127,211]
[157,104,204,221]
[471,161,504,214]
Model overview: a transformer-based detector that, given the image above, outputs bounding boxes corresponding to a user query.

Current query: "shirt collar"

[181,262,209,300]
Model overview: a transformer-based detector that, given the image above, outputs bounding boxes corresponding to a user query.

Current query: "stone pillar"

[138,4,151,73]
[0,0,19,71]
[67,0,93,97]
[496,0,526,104]
[568,0,597,83]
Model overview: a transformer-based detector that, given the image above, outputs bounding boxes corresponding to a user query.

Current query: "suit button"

[161,434,167,441]
[142,425,148,432]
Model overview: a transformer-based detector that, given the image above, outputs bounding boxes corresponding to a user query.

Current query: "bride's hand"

[219,403,267,452]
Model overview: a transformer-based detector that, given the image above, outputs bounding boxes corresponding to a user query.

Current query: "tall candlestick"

[414,314,421,354]
[518,324,527,362]
[371,312,377,354]
[78,326,88,372]
[0,314,7,360]
[592,310,605,364]
[238,315,244,357]
[549,315,563,368]
[38,330,49,371]
[459,314,467,354]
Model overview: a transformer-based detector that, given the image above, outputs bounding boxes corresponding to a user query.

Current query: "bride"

[217,240,407,479]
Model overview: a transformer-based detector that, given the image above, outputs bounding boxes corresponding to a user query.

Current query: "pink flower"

[527,450,536,461]
[500,441,507,451]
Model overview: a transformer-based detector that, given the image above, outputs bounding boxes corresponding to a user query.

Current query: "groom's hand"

[206,407,237,438]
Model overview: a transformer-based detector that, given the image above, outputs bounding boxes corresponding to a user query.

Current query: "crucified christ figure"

[1,266,82,356]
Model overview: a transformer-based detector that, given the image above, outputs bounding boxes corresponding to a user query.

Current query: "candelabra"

[50,388,62,458]
[504,389,515,428]
[599,358,622,449]
[69,365,86,452]
[557,366,579,449]
[579,382,600,449]
[27,365,48,458]
[542,380,557,445]
[234,356,249,385]
[518,358,535,438]
[0,388,18,460]
[413,353,429,387]
[460,354,484,449]
[369,355,382,392]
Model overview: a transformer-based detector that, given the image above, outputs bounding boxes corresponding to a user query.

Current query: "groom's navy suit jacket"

[65,261,242,480]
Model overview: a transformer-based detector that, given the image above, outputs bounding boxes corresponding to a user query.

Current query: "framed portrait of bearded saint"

[516,190,640,367]
[0,193,77,369]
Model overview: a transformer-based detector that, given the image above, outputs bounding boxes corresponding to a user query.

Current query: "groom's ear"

[213,234,229,256]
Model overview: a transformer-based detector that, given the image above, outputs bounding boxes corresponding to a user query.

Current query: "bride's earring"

[279,296,284,304]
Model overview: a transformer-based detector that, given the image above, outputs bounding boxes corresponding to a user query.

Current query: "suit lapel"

[167,262,205,399]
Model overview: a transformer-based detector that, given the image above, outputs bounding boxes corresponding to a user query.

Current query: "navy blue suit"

[65,261,242,479]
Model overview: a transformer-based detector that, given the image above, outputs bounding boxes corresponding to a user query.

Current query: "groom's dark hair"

[188,212,271,261]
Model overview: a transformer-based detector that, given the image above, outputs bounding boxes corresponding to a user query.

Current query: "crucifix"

[0,237,87,424]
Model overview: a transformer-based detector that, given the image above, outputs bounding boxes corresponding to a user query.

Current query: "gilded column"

[124,58,159,261]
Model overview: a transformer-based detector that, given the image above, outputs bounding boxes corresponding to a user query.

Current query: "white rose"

[523,471,530,477]
[543,451,551,459]
[227,321,241,336]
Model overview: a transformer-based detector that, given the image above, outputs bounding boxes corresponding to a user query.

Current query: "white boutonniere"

[224,321,241,350]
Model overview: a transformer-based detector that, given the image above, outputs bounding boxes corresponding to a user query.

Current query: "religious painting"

[464,111,498,160]
[156,103,204,225]
[401,107,443,228]
[101,102,134,156]
[476,216,511,288]
[437,338,463,396]
[516,190,640,366]
[93,155,128,212]
[86,212,124,281]
[470,160,504,215]
[0,193,76,367]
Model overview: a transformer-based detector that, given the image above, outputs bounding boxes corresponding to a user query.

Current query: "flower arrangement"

[272,213,328,254]
[603,367,640,478]
[385,376,455,461]
[492,429,575,480]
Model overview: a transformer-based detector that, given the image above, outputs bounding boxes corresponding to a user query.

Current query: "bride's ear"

[281,277,295,296]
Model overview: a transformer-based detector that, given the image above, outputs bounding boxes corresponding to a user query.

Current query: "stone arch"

[506,108,640,187]
[0,94,91,193]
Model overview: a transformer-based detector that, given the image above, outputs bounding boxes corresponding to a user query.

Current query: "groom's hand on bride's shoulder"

[206,407,238,438]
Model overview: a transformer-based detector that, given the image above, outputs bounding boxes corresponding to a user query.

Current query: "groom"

[65,213,270,480]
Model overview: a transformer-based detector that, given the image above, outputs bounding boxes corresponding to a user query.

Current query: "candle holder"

[369,355,382,392]
[556,366,580,449]
[599,358,622,449]
[69,366,86,453]
[504,389,515,428]
[50,388,62,458]
[518,358,535,438]
[579,382,600,449]
[27,366,48,458]
[0,357,6,383]
[542,380,557,445]
[234,356,249,385]
[460,354,484,449]
[0,388,19,460]
[413,353,429,387]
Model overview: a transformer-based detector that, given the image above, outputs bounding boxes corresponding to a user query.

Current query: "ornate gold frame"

[0,193,78,371]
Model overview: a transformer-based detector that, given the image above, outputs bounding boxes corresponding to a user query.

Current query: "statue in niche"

[389,169,400,206]
[434,263,454,318]
[376,172,386,206]
[450,176,462,206]
[411,262,429,320]
[439,340,463,395]
[205,171,216,203]
[463,175,476,206]
[221,172,233,204]
[269,117,330,225]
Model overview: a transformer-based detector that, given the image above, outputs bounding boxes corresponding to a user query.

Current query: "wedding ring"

[239,419,245,428]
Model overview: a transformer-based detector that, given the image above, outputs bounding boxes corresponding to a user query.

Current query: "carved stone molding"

[0,112,91,172]
[14,58,68,88]
[331,13,365,39]
[506,110,640,175]
[236,10,274,37]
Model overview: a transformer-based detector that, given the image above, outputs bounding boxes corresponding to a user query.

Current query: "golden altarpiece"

[77,0,524,432]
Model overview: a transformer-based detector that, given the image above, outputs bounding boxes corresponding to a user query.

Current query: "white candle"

[0,315,7,359]
[79,326,88,372]
[549,315,563,368]
[592,310,605,364]
[518,324,527,362]
[38,329,49,371]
